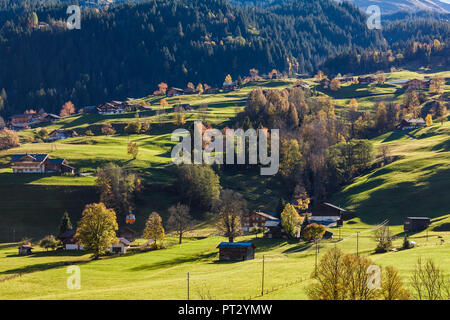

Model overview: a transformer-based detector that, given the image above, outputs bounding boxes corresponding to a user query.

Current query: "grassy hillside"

[331,121,450,225]
[0,70,448,242]
[0,217,449,299]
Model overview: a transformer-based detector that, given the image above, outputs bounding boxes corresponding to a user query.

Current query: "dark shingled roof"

[10,154,48,163]
[48,158,66,165]
[217,242,254,249]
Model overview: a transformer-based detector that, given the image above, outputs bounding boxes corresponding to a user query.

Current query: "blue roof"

[10,154,48,163]
[48,158,65,165]
[217,242,254,249]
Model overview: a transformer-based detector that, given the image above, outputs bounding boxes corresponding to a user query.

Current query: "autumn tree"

[381,266,411,300]
[425,114,433,126]
[411,258,450,300]
[214,189,248,242]
[224,74,232,83]
[39,235,61,251]
[280,203,303,238]
[143,212,165,245]
[329,78,341,91]
[75,203,119,259]
[429,76,445,95]
[60,101,76,117]
[124,121,141,134]
[158,82,168,95]
[127,141,139,159]
[168,203,193,244]
[173,111,186,126]
[0,128,20,150]
[302,223,326,242]
[101,122,116,135]
[196,83,204,94]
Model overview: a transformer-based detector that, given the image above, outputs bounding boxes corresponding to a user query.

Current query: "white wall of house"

[310,216,340,222]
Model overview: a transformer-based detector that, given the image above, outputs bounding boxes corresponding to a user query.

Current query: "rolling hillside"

[347,0,450,13]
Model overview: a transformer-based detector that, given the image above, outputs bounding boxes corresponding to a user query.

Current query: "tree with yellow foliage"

[214,189,248,242]
[75,203,118,259]
[143,212,165,245]
[281,203,303,238]
[425,114,433,126]
[224,74,232,83]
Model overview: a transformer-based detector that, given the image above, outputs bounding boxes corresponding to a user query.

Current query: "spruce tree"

[58,211,73,238]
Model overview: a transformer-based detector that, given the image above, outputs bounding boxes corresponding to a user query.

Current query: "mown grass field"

[0,215,449,300]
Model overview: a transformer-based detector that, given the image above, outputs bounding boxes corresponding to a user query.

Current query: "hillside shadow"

[129,252,217,272]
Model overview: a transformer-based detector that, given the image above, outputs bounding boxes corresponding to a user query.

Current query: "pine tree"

[58,211,73,238]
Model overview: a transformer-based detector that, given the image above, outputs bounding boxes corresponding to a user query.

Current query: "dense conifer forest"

[0,0,447,115]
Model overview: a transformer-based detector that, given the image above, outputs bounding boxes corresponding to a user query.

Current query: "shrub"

[302,223,326,242]
[101,123,116,135]
[39,235,61,251]
[0,128,20,150]
[124,121,141,134]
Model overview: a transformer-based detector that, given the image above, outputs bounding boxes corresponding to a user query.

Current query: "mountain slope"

[346,0,450,13]
[331,122,450,225]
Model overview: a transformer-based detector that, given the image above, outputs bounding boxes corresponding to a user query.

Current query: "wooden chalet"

[48,129,77,141]
[60,229,83,250]
[404,217,431,232]
[402,79,430,90]
[204,87,220,94]
[396,118,426,130]
[97,101,126,114]
[167,87,184,97]
[117,227,136,243]
[222,81,237,92]
[358,75,377,84]
[79,106,98,114]
[183,87,198,95]
[242,211,278,233]
[110,237,131,254]
[10,154,74,174]
[264,219,284,238]
[311,203,347,226]
[217,242,255,261]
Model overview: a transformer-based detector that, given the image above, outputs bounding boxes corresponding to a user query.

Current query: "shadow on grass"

[129,252,217,271]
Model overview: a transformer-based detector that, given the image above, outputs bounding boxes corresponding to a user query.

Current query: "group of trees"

[239,87,375,202]
[308,246,450,300]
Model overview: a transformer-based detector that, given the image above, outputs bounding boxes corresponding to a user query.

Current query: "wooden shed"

[18,245,33,256]
[404,217,431,232]
[217,242,255,261]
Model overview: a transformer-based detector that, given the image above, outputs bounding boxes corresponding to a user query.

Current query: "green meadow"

[0,216,449,300]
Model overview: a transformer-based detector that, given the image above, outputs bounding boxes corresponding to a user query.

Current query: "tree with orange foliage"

[60,101,76,117]
[158,82,168,95]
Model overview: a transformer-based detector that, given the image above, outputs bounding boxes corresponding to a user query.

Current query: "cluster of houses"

[8,110,60,130]
[10,153,74,174]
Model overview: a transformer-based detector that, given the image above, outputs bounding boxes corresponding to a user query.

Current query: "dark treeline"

[0,0,383,115]
[321,17,450,75]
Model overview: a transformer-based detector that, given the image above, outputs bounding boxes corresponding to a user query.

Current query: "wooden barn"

[311,203,347,226]
[18,245,33,256]
[404,217,431,232]
[217,242,255,261]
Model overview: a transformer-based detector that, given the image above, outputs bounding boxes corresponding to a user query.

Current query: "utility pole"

[12,228,15,243]
[261,255,265,296]
[187,272,190,300]
[356,232,360,256]
[339,225,341,241]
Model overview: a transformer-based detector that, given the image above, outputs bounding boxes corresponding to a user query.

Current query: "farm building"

[117,227,136,243]
[217,242,255,261]
[222,81,237,92]
[60,229,83,250]
[167,87,184,97]
[404,217,431,232]
[402,79,430,90]
[264,219,284,238]
[48,129,77,141]
[242,211,278,233]
[10,154,74,174]
[204,87,220,94]
[311,203,346,226]
[18,245,33,256]
[396,118,426,130]
[110,237,131,254]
